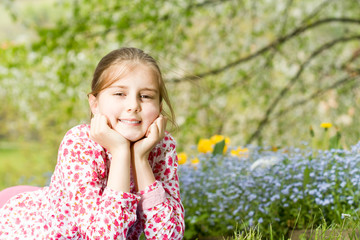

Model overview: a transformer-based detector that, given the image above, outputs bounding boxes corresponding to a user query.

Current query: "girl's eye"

[114,92,125,96]
[140,95,152,99]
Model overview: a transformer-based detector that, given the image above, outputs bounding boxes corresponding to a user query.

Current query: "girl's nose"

[127,96,141,112]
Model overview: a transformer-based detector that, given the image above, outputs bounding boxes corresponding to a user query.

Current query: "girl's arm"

[90,113,131,192]
[128,117,185,239]
[55,123,138,239]
[136,135,185,239]
[130,115,166,192]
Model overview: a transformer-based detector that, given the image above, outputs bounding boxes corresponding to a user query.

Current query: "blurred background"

[0,0,359,189]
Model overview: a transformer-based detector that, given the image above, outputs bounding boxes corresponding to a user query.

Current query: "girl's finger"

[149,121,159,140]
[145,125,151,137]
[92,114,108,136]
[99,114,107,131]
[90,114,101,139]
[156,115,167,137]
[95,114,102,133]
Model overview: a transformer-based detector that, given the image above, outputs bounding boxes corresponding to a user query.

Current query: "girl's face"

[89,64,161,142]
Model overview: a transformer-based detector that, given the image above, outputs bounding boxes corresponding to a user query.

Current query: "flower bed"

[178,139,360,239]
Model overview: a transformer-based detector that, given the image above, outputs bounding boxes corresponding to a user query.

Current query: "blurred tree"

[1,0,360,154]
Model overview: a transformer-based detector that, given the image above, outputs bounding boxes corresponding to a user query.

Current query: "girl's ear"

[88,94,99,115]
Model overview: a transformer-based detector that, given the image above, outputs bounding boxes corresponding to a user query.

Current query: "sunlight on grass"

[0,142,56,189]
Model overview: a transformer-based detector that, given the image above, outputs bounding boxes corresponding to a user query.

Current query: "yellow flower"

[210,135,231,153]
[178,152,187,165]
[191,157,200,164]
[230,149,237,156]
[197,138,213,153]
[210,135,223,144]
[231,147,249,158]
[320,122,332,129]
[210,135,231,145]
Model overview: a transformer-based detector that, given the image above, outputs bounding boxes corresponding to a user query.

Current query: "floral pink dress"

[0,124,185,239]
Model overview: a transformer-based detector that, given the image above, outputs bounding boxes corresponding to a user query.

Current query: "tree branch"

[188,0,227,9]
[170,17,360,83]
[273,73,360,120]
[278,0,294,35]
[300,0,335,24]
[245,35,360,144]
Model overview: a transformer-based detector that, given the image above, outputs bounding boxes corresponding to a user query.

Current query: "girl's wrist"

[109,143,131,157]
[134,152,150,162]
[131,156,155,192]
[135,157,149,165]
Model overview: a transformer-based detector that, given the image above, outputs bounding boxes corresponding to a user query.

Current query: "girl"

[0,47,185,239]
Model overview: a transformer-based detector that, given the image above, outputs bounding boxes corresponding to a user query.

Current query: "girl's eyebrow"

[141,87,159,93]
[109,85,158,93]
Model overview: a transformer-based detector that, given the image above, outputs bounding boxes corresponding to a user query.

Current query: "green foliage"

[303,166,311,189]
[329,131,342,149]
[212,139,225,156]
[228,225,263,240]
[310,123,343,150]
[1,0,360,185]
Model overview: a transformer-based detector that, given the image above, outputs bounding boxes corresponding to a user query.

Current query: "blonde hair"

[89,47,176,128]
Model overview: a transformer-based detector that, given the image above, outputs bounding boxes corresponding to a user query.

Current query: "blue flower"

[179,141,360,236]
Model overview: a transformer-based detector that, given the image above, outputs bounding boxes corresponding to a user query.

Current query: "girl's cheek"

[145,103,160,118]
[151,110,161,123]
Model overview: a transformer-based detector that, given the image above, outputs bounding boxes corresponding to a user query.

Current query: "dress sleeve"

[55,132,140,239]
[128,134,185,239]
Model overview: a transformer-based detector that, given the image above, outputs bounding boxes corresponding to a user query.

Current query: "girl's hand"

[90,114,130,154]
[132,115,167,160]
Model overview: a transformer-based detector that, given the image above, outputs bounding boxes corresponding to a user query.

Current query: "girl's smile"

[119,119,141,125]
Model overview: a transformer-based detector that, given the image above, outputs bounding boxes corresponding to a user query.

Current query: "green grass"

[0,141,56,189]
[226,216,360,240]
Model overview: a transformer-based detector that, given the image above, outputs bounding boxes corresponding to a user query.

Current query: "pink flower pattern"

[0,124,185,239]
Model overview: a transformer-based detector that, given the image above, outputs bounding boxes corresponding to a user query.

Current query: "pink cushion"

[0,185,41,208]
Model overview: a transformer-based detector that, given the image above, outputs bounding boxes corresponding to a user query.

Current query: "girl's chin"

[125,136,143,143]
[112,125,148,142]
[119,132,145,143]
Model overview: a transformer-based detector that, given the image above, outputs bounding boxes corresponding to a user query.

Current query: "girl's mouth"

[119,119,141,125]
